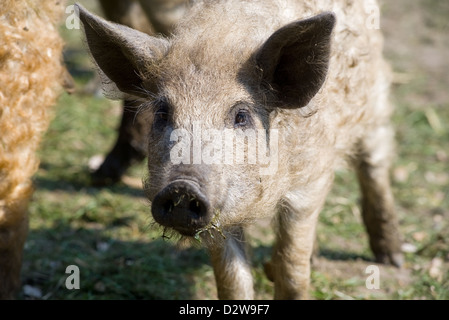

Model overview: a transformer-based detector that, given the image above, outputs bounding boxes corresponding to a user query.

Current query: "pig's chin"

[155,223,198,238]
[155,220,211,239]
[152,210,211,238]
[163,219,205,238]
[174,227,197,237]
[152,207,225,240]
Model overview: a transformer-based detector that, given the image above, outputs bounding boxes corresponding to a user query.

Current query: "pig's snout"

[151,180,211,236]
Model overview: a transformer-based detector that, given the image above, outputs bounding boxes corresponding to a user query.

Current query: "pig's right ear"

[256,12,336,113]
[76,4,169,99]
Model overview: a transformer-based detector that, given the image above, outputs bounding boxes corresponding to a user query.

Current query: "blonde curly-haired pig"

[0,0,66,299]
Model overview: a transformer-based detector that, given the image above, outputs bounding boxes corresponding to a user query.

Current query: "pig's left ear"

[256,12,336,110]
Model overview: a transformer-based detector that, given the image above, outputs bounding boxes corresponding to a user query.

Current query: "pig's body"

[78,0,402,299]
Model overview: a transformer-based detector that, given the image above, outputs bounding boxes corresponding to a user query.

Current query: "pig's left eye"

[234,110,249,127]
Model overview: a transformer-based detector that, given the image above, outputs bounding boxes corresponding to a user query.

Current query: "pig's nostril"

[189,199,201,217]
[163,199,174,213]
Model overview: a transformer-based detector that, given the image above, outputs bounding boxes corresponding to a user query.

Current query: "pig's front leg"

[269,191,327,300]
[207,226,254,300]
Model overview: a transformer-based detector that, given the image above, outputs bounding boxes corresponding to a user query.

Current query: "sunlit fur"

[0,0,66,299]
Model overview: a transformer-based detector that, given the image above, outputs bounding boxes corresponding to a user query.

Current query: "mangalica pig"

[77,0,403,299]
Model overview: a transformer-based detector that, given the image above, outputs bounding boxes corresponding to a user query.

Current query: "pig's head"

[77,4,335,239]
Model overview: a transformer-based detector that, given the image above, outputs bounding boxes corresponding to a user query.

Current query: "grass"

[19,0,448,300]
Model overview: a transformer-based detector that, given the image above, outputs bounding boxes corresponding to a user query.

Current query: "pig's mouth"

[151,179,214,237]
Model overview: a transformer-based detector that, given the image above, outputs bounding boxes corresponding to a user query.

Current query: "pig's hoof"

[90,159,124,187]
[263,260,274,282]
[374,252,404,268]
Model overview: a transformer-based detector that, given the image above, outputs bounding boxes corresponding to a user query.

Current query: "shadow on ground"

[21,223,212,300]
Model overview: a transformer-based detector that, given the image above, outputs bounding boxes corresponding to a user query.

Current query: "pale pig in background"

[0,0,67,299]
[77,0,403,299]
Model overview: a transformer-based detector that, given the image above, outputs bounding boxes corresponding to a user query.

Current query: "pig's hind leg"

[354,124,403,267]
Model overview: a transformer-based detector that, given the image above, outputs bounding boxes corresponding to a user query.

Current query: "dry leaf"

[412,231,428,242]
[401,243,418,253]
[429,257,443,282]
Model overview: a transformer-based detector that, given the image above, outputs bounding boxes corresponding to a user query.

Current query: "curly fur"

[0,0,66,299]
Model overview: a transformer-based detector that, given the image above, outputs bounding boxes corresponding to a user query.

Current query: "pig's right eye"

[153,101,170,129]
